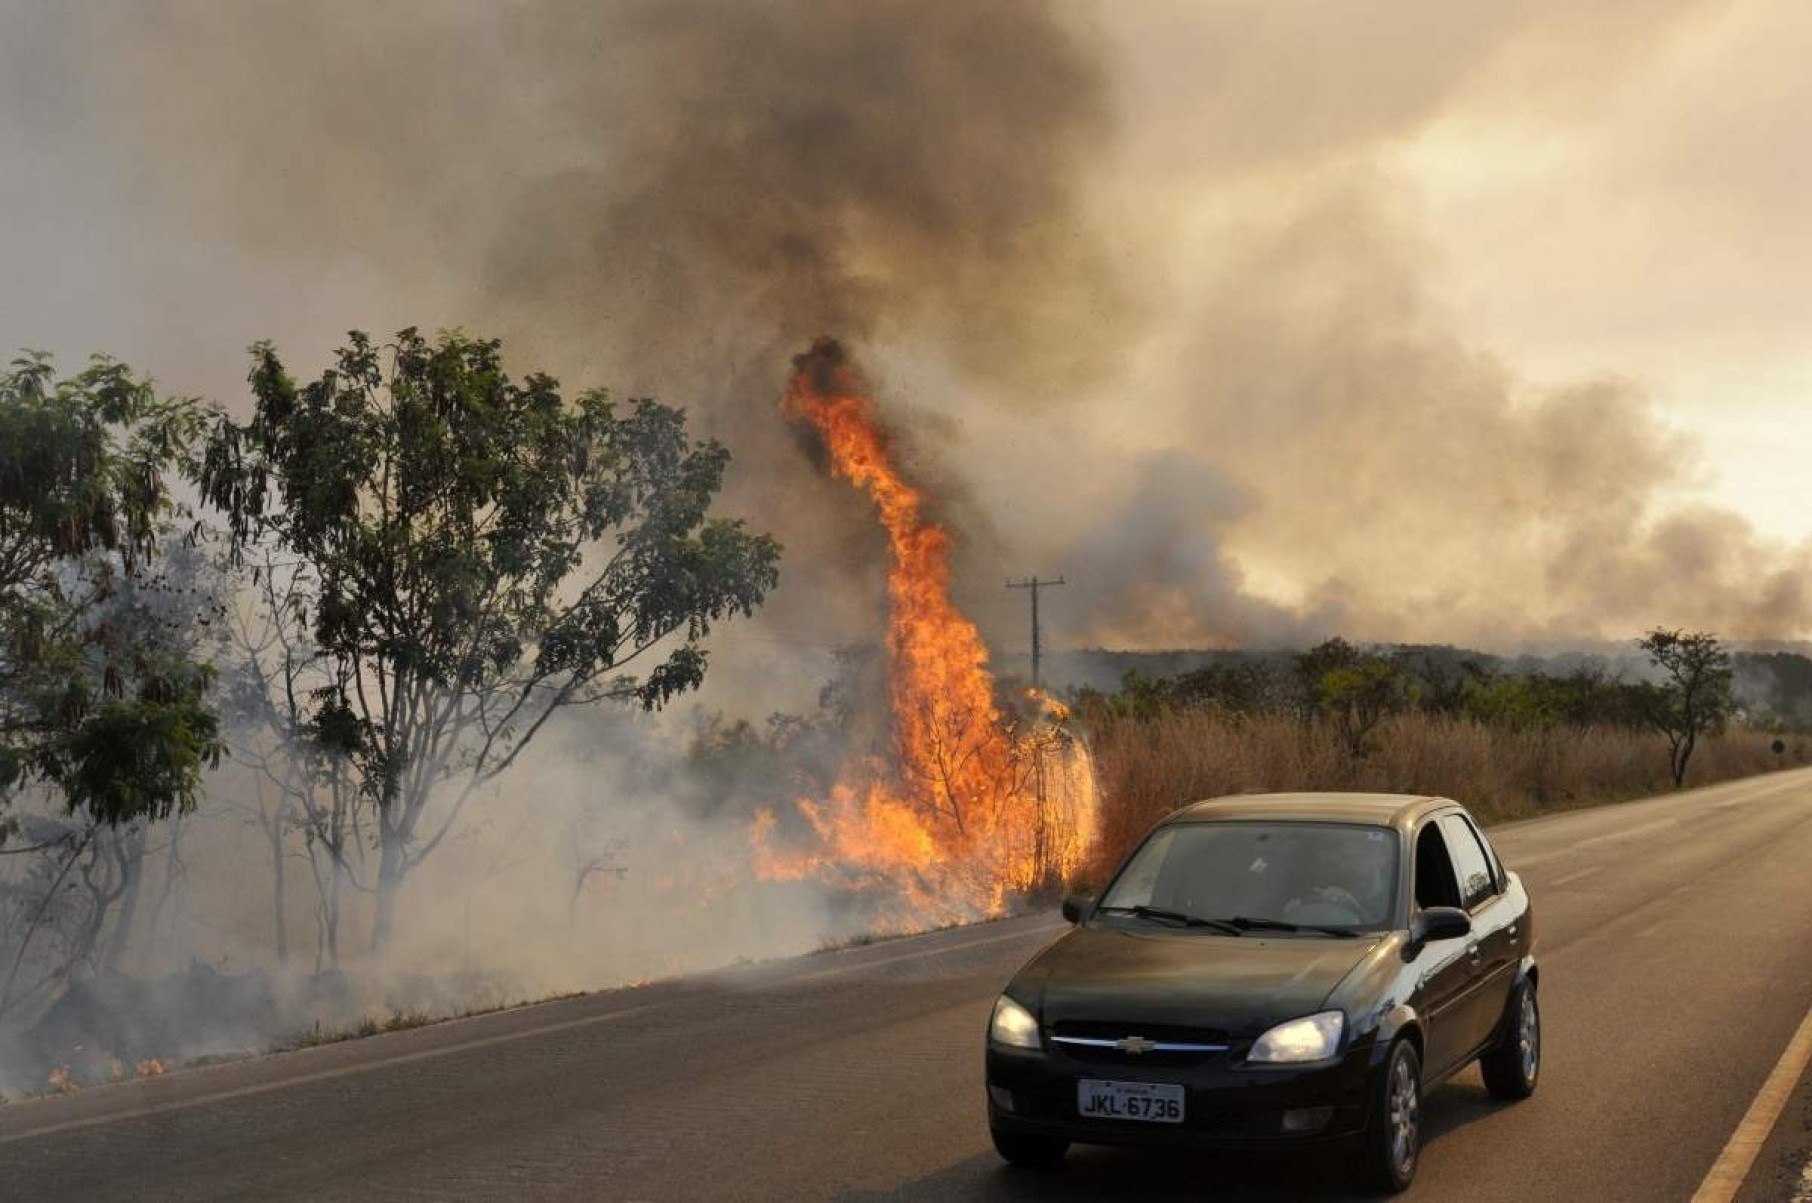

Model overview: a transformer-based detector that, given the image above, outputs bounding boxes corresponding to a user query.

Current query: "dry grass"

[1081,711,1809,884]
[286,1007,437,1050]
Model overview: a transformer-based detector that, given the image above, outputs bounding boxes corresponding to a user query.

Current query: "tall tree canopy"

[0,353,220,837]
[200,329,781,946]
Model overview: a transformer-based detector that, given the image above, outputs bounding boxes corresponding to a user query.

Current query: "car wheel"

[1356,1038,1421,1194]
[990,1126,1069,1169]
[1480,978,1540,1100]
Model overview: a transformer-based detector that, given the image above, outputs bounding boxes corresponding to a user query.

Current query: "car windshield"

[1096,821,1399,933]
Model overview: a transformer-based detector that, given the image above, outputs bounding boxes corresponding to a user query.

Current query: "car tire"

[1356,1037,1422,1194]
[990,1126,1068,1169]
[1480,978,1540,1100]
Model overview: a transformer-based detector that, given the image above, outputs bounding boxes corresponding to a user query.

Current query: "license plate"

[1077,1079,1185,1123]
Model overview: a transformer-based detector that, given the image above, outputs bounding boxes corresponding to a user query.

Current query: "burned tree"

[200,329,780,949]
[216,543,370,971]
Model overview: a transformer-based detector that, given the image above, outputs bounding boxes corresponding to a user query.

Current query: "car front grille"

[1049,1020,1233,1066]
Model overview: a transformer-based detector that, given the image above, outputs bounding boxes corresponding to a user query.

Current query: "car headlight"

[989,995,1042,1050]
[1249,1011,1344,1064]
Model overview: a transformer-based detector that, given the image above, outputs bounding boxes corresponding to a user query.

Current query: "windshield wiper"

[1225,915,1360,939]
[1096,905,1243,935]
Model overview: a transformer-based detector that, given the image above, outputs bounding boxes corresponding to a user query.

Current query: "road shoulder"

[1736,1052,1812,1203]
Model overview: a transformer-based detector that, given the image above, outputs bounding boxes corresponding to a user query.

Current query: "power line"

[1006,576,1066,688]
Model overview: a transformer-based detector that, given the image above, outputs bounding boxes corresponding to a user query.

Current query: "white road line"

[1549,866,1603,888]
[1514,816,1684,868]
[1691,1000,1812,1203]
[785,920,1064,985]
[0,1003,651,1146]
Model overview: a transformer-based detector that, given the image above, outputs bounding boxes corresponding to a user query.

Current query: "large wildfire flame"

[752,339,1096,922]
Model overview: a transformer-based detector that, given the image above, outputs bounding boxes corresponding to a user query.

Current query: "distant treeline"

[1069,633,1804,882]
[1055,643,1812,732]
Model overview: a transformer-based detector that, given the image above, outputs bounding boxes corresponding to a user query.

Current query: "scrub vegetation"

[1078,635,1796,882]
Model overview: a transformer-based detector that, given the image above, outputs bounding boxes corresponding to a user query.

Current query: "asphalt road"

[5,770,1812,1201]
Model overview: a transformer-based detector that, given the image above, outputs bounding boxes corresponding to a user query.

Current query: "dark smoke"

[85,0,1120,399]
[19,0,1812,651]
[76,0,1127,656]
[1057,449,1342,649]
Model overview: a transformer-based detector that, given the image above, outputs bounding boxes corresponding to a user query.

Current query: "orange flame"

[753,340,1095,921]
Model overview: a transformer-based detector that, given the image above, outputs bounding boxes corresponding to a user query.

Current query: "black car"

[985,793,1539,1193]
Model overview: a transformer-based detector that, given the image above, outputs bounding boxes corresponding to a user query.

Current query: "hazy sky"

[1376,0,1812,542]
[1,0,1808,656]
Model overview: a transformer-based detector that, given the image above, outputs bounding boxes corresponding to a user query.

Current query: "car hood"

[1013,924,1379,1035]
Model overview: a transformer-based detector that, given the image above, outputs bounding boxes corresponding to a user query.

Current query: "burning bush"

[750,341,1096,922]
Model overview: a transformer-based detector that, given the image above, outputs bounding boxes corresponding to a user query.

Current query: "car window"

[1106,827,1174,907]
[1413,823,1462,910]
[1467,816,1505,886]
[1438,814,1496,909]
[1099,821,1399,931]
[1451,812,1502,890]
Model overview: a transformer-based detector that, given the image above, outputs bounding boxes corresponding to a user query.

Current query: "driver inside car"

[1282,838,1390,925]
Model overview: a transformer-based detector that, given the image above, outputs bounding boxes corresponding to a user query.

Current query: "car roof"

[1164,792,1455,833]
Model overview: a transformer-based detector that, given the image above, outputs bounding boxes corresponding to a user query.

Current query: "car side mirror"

[1061,894,1094,924]
[1406,906,1470,954]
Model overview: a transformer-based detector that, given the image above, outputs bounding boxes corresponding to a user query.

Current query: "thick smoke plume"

[19,0,1807,650]
[66,0,1124,668]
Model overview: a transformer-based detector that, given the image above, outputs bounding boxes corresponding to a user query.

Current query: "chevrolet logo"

[1115,1036,1157,1055]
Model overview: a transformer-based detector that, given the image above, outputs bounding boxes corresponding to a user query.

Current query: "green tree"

[199,329,780,948]
[1108,670,1175,721]
[1296,638,1412,758]
[1168,661,1285,714]
[1461,674,1552,730]
[1637,628,1734,788]
[0,353,220,836]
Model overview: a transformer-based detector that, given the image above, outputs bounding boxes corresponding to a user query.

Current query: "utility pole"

[1006,576,1065,688]
[1008,575,1065,892]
